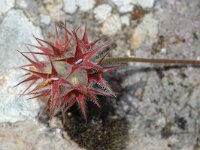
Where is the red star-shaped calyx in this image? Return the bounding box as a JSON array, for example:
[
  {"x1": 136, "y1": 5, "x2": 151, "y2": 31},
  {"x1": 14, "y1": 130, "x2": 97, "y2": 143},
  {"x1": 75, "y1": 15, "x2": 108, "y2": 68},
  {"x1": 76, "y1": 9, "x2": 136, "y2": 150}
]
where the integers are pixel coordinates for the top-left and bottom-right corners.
[{"x1": 16, "y1": 23, "x2": 122, "y2": 119}]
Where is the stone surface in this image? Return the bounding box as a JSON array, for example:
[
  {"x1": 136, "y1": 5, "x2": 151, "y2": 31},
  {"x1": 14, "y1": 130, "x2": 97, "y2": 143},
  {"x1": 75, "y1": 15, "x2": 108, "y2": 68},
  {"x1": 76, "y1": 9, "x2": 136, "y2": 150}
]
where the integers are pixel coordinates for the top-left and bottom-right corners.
[
  {"x1": 0, "y1": 120, "x2": 84, "y2": 150},
  {"x1": 0, "y1": 0, "x2": 15, "y2": 15},
  {"x1": 94, "y1": 4, "x2": 112, "y2": 22},
  {"x1": 101, "y1": 15, "x2": 122, "y2": 35},
  {"x1": 43, "y1": 0, "x2": 65, "y2": 22},
  {"x1": 127, "y1": 136, "x2": 170, "y2": 150},
  {"x1": 131, "y1": 13, "x2": 158, "y2": 49},
  {"x1": 0, "y1": 69, "x2": 42, "y2": 123},
  {"x1": 77, "y1": 0, "x2": 95, "y2": 12},
  {"x1": 63, "y1": 0, "x2": 77, "y2": 14},
  {"x1": 40, "y1": 14, "x2": 51, "y2": 25},
  {"x1": 63, "y1": 0, "x2": 95, "y2": 14},
  {"x1": 112, "y1": 0, "x2": 134, "y2": 13},
  {"x1": 112, "y1": 0, "x2": 155, "y2": 13},
  {"x1": 137, "y1": 0, "x2": 155, "y2": 8},
  {"x1": 0, "y1": 9, "x2": 43, "y2": 123},
  {"x1": 120, "y1": 15, "x2": 130, "y2": 26},
  {"x1": 16, "y1": 0, "x2": 28, "y2": 9},
  {"x1": 0, "y1": 9, "x2": 43, "y2": 72}
]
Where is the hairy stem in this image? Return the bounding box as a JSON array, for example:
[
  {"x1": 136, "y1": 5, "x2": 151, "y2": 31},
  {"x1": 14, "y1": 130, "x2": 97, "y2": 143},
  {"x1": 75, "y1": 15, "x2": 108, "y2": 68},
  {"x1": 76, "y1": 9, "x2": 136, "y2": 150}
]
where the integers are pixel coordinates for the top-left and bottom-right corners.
[{"x1": 103, "y1": 57, "x2": 200, "y2": 65}]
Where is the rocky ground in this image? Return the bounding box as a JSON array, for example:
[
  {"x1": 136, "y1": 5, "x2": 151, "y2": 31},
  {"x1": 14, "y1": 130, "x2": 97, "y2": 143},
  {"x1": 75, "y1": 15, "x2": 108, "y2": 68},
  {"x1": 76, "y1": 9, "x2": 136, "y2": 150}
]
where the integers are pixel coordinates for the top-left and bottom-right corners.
[{"x1": 1, "y1": 0, "x2": 200, "y2": 150}]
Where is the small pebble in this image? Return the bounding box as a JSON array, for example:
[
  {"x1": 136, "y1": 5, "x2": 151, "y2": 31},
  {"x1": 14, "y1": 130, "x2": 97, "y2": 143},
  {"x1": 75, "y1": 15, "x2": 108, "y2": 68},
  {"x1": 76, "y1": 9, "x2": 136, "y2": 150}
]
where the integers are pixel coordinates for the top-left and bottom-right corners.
[
  {"x1": 94, "y1": 4, "x2": 112, "y2": 22},
  {"x1": 101, "y1": 15, "x2": 122, "y2": 35},
  {"x1": 40, "y1": 14, "x2": 51, "y2": 25},
  {"x1": 63, "y1": 0, "x2": 77, "y2": 14}
]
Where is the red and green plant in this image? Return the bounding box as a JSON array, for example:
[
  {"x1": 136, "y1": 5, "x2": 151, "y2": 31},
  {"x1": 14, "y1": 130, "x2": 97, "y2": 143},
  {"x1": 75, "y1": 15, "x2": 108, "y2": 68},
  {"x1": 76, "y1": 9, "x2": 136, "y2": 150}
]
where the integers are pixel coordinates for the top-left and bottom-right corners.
[{"x1": 16, "y1": 22, "x2": 200, "y2": 120}]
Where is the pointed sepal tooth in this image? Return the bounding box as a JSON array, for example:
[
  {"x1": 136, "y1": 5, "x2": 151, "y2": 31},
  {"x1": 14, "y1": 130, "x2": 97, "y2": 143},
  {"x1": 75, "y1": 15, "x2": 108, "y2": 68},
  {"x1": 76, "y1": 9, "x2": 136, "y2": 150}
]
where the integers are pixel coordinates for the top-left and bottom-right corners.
[
  {"x1": 89, "y1": 94, "x2": 100, "y2": 108},
  {"x1": 82, "y1": 24, "x2": 89, "y2": 45}
]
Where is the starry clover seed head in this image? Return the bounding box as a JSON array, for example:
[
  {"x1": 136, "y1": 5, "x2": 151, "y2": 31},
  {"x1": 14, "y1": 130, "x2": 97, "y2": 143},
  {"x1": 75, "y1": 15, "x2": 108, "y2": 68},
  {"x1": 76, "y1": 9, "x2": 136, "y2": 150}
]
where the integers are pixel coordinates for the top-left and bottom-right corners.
[{"x1": 16, "y1": 23, "x2": 121, "y2": 120}]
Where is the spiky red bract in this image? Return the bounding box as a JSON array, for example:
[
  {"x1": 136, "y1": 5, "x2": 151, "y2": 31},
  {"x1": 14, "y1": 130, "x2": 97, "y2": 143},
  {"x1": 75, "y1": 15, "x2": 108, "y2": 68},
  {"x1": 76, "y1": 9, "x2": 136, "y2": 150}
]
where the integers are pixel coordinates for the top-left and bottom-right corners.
[{"x1": 17, "y1": 23, "x2": 121, "y2": 120}]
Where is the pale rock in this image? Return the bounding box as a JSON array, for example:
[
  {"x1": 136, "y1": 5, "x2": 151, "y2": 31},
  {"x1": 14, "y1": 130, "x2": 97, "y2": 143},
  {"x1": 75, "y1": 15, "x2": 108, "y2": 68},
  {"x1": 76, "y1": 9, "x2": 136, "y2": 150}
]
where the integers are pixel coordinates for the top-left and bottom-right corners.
[
  {"x1": 0, "y1": 9, "x2": 43, "y2": 73},
  {"x1": 137, "y1": 0, "x2": 155, "y2": 8},
  {"x1": 167, "y1": 0, "x2": 175, "y2": 5},
  {"x1": 155, "y1": 116, "x2": 166, "y2": 127},
  {"x1": 16, "y1": 0, "x2": 28, "y2": 9},
  {"x1": 77, "y1": 0, "x2": 95, "y2": 12},
  {"x1": 43, "y1": 0, "x2": 64, "y2": 22},
  {"x1": 40, "y1": 14, "x2": 51, "y2": 25},
  {"x1": 112, "y1": 0, "x2": 155, "y2": 13},
  {"x1": 112, "y1": 0, "x2": 134, "y2": 13},
  {"x1": 188, "y1": 85, "x2": 200, "y2": 109},
  {"x1": 120, "y1": 15, "x2": 130, "y2": 26},
  {"x1": 131, "y1": 28, "x2": 147, "y2": 49},
  {"x1": 94, "y1": 4, "x2": 112, "y2": 22},
  {"x1": 0, "y1": 10, "x2": 43, "y2": 123},
  {"x1": 0, "y1": 120, "x2": 84, "y2": 150},
  {"x1": 161, "y1": 48, "x2": 167, "y2": 54},
  {"x1": 44, "y1": 0, "x2": 63, "y2": 11},
  {"x1": 101, "y1": 15, "x2": 122, "y2": 35},
  {"x1": 127, "y1": 136, "x2": 170, "y2": 150},
  {"x1": 0, "y1": 69, "x2": 42, "y2": 123},
  {"x1": 180, "y1": 146, "x2": 194, "y2": 150},
  {"x1": 63, "y1": 0, "x2": 77, "y2": 14},
  {"x1": 131, "y1": 13, "x2": 158, "y2": 49},
  {"x1": 0, "y1": 0, "x2": 15, "y2": 14}
]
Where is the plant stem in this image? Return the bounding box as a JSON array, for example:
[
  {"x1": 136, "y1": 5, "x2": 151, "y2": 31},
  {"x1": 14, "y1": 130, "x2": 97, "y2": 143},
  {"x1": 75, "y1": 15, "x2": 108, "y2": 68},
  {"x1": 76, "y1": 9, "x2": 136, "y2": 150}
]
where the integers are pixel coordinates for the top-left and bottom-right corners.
[{"x1": 103, "y1": 57, "x2": 200, "y2": 65}]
